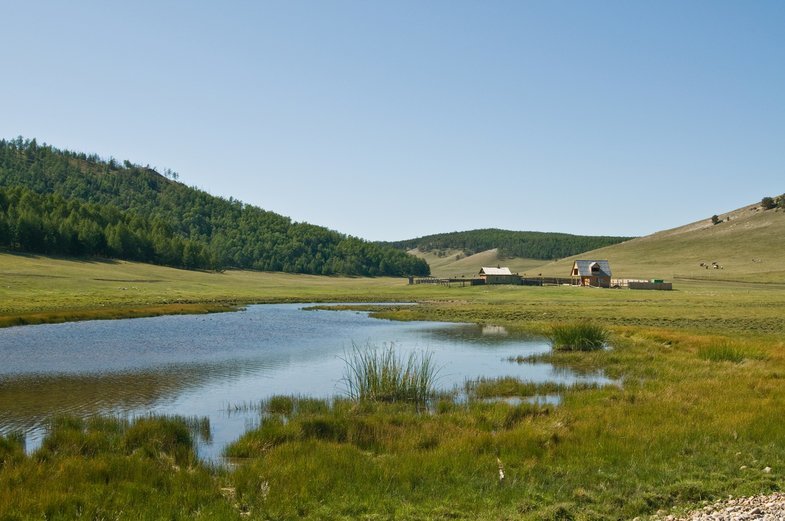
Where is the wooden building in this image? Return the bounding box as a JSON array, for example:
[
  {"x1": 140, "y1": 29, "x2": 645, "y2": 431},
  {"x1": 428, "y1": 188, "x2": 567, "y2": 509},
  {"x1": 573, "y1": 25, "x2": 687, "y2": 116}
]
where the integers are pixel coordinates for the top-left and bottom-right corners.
[
  {"x1": 479, "y1": 266, "x2": 520, "y2": 285},
  {"x1": 570, "y1": 260, "x2": 612, "y2": 288}
]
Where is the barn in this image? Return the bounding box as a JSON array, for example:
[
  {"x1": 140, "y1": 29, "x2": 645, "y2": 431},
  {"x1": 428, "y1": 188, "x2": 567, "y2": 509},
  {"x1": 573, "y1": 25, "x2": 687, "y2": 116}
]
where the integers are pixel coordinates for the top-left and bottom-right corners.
[
  {"x1": 570, "y1": 260, "x2": 612, "y2": 288},
  {"x1": 479, "y1": 266, "x2": 519, "y2": 285}
]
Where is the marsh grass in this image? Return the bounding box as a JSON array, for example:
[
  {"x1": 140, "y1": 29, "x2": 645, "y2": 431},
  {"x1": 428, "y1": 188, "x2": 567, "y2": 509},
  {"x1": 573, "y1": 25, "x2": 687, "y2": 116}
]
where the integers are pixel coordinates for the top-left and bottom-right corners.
[
  {"x1": 466, "y1": 376, "x2": 602, "y2": 399},
  {"x1": 698, "y1": 342, "x2": 765, "y2": 363},
  {"x1": 341, "y1": 342, "x2": 439, "y2": 407},
  {"x1": 550, "y1": 321, "x2": 609, "y2": 351},
  {"x1": 225, "y1": 330, "x2": 785, "y2": 519},
  {"x1": 0, "y1": 416, "x2": 237, "y2": 520},
  {"x1": 0, "y1": 432, "x2": 25, "y2": 468},
  {"x1": 7, "y1": 253, "x2": 785, "y2": 518},
  {"x1": 5, "y1": 327, "x2": 785, "y2": 519}
]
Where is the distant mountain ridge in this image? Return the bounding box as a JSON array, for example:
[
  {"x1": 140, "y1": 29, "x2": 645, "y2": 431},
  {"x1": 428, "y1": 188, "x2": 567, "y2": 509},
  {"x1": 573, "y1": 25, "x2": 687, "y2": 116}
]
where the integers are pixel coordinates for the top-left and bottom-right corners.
[
  {"x1": 388, "y1": 229, "x2": 633, "y2": 261},
  {"x1": 0, "y1": 137, "x2": 429, "y2": 276}
]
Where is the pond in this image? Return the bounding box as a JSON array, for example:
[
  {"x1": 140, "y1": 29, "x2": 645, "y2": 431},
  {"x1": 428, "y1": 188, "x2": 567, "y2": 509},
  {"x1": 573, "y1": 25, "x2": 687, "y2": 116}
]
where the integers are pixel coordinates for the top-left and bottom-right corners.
[{"x1": 0, "y1": 304, "x2": 608, "y2": 461}]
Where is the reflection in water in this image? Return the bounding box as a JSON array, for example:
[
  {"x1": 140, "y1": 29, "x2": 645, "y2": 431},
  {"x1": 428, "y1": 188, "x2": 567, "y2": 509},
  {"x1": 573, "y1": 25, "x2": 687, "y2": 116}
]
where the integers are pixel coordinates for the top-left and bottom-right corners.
[
  {"x1": 418, "y1": 323, "x2": 542, "y2": 345},
  {"x1": 0, "y1": 357, "x2": 281, "y2": 433},
  {"x1": 482, "y1": 325, "x2": 509, "y2": 336},
  {"x1": 482, "y1": 395, "x2": 562, "y2": 406},
  {"x1": 0, "y1": 304, "x2": 609, "y2": 460}
]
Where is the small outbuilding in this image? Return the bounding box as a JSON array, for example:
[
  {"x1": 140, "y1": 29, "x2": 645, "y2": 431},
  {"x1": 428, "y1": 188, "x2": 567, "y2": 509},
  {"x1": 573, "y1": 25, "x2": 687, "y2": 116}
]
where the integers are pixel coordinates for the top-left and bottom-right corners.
[
  {"x1": 571, "y1": 260, "x2": 612, "y2": 288},
  {"x1": 479, "y1": 266, "x2": 519, "y2": 285}
]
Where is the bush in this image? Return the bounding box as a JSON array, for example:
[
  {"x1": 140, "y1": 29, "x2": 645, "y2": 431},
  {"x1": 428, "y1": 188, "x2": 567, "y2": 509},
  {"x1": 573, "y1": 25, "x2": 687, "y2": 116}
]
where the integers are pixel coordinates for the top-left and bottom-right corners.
[
  {"x1": 762, "y1": 197, "x2": 776, "y2": 210},
  {"x1": 550, "y1": 322, "x2": 608, "y2": 351}
]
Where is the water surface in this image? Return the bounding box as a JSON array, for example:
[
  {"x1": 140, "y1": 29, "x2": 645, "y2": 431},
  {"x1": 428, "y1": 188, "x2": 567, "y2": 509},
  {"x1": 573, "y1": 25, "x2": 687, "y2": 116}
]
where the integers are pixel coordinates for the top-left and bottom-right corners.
[{"x1": 0, "y1": 304, "x2": 606, "y2": 460}]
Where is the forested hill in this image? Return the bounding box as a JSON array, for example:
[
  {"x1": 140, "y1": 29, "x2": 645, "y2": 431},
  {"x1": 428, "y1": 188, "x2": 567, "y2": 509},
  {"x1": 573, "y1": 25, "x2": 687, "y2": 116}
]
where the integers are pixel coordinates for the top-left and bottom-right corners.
[
  {"x1": 0, "y1": 138, "x2": 429, "y2": 276},
  {"x1": 389, "y1": 229, "x2": 633, "y2": 260}
]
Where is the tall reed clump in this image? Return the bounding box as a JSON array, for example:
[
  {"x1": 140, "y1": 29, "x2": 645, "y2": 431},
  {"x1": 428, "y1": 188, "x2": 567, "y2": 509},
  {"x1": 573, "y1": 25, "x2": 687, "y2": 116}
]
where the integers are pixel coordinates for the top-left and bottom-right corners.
[
  {"x1": 342, "y1": 342, "x2": 438, "y2": 408},
  {"x1": 550, "y1": 321, "x2": 608, "y2": 351}
]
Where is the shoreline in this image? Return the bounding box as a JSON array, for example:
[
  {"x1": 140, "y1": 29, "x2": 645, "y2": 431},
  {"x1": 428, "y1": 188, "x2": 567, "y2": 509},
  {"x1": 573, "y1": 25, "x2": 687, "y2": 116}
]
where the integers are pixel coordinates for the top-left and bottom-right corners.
[
  {"x1": 0, "y1": 298, "x2": 426, "y2": 330},
  {"x1": 0, "y1": 301, "x2": 243, "y2": 329}
]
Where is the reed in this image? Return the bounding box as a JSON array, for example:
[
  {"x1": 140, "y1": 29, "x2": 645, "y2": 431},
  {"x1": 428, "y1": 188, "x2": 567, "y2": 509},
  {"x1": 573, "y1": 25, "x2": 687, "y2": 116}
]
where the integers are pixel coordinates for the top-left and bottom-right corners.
[
  {"x1": 341, "y1": 342, "x2": 438, "y2": 407},
  {"x1": 550, "y1": 321, "x2": 609, "y2": 351}
]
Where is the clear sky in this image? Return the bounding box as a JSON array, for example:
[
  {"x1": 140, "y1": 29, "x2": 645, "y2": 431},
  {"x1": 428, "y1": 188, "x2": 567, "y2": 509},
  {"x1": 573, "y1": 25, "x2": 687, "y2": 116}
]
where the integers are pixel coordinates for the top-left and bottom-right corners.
[{"x1": 1, "y1": 1, "x2": 783, "y2": 241}]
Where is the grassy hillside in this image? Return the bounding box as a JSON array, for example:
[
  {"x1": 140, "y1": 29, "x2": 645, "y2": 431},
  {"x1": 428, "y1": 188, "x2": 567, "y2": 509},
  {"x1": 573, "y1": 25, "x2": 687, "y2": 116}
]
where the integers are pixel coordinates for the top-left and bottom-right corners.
[
  {"x1": 409, "y1": 248, "x2": 545, "y2": 278},
  {"x1": 389, "y1": 228, "x2": 632, "y2": 261},
  {"x1": 531, "y1": 203, "x2": 785, "y2": 282}
]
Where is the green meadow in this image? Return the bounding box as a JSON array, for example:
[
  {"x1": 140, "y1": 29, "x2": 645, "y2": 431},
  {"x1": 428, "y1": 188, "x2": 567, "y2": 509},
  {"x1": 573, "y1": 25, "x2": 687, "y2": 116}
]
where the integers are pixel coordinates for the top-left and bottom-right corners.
[
  {"x1": 0, "y1": 251, "x2": 416, "y2": 327},
  {"x1": 2, "y1": 249, "x2": 785, "y2": 519}
]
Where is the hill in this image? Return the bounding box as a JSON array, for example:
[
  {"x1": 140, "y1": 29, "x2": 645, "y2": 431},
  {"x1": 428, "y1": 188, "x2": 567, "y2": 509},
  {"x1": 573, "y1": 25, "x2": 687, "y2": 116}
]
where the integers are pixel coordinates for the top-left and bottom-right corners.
[
  {"x1": 0, "y1": 138, "x2": 428, "y2": 277},
  {"x1": 390, "y1": 229, "x2": 631, "y2": 262},
  {"x1": 389, "y1": 228, "x2": 632, "y2": 278},
  {"x1": 530, "y1": 201, "x2": 785, "y2": 282},
  {"x1": 407, "y1": 248, "x2": 547, "y2": 278}
]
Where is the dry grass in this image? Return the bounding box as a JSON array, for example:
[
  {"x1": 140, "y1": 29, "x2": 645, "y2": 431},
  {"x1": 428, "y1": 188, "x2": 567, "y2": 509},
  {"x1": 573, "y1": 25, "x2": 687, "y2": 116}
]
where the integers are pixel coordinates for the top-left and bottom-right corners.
[{"x1": 531, "y1": 204, "x2": 785, "y2": 281}]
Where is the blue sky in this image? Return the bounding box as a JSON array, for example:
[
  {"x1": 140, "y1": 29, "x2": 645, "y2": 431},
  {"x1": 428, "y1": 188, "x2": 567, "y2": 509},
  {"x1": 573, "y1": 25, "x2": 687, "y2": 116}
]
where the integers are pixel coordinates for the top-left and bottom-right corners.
[{"x1": 1, "y1": 1, "x2": 783, "y2": 241}]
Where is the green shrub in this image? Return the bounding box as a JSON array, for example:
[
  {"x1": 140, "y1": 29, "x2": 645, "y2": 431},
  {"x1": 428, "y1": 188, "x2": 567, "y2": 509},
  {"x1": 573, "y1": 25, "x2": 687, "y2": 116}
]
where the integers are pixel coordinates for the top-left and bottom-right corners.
[{"x1": 550, "y1": 322, "x2": 608, "y2": 351}]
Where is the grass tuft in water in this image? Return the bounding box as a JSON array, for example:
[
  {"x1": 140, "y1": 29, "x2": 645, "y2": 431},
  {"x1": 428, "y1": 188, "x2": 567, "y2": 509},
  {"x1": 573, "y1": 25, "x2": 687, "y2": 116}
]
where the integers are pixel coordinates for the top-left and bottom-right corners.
[
  {"x1": 550, "y1": 321, "x2": 608, "y2": 351},
  {"x1": 466, "y1": 377, "x2": 602, "y2": 399},
  {"x1": 341, "y1": 342, "x2": 439, "y2": 408}
]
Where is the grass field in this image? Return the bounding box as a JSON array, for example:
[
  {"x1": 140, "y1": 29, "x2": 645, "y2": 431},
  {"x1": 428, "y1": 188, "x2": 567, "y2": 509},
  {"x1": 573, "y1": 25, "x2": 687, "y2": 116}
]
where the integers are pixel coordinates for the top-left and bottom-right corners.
[
  {"x1": 2, "y1": 248, "x2": 785, "y2": 519},
  {"x1": 0, "y1": 251, "x2": 418, "y2": 327}
]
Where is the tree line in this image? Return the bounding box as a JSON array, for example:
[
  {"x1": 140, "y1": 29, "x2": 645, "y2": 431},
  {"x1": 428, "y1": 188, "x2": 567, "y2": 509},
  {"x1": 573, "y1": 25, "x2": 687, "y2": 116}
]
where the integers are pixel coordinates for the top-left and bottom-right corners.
[
  {"x1": 0, "y1": 138, "x2": 429, "y2": 276},
  {"x1": 388, "y1": 228, "x2": 632, "y2": 260}
]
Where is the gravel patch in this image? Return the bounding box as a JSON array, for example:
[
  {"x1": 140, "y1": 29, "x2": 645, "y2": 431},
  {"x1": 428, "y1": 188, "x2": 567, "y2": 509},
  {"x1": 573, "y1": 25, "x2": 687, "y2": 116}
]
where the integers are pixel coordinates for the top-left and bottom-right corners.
[{"x1": 646, "y1": 493, "x2": 785, "y2": 521}]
